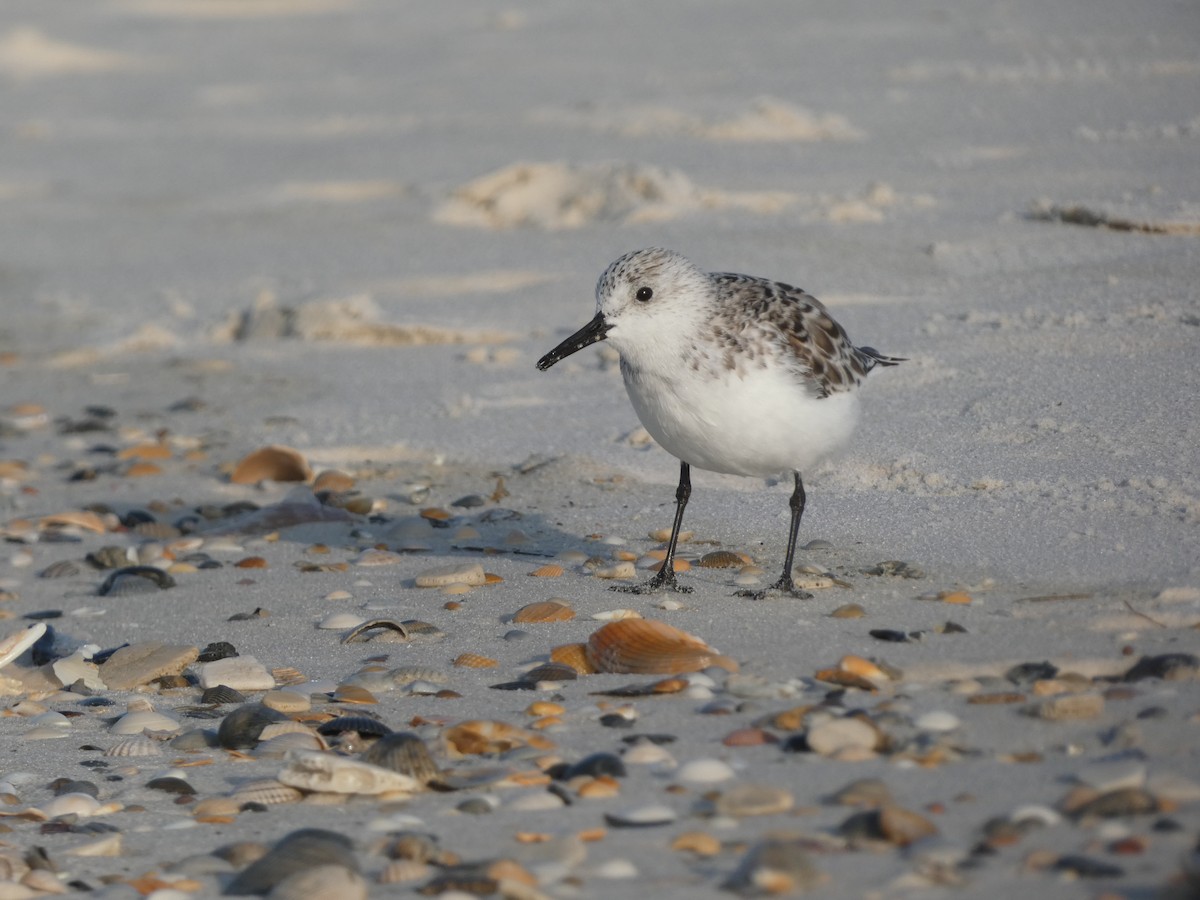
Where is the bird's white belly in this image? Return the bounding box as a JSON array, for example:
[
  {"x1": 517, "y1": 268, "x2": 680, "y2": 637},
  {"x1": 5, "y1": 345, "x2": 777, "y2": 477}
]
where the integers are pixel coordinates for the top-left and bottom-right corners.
[{"x1": 623, "y1": 364, "x2": 860, "y2": 477}]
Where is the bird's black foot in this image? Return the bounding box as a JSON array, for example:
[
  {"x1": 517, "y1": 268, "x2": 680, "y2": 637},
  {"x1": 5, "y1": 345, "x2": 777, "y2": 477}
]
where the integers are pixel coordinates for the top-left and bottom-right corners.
[
  {"x1": 734, "y1": 575, "x2": 814, "y2": 601},
  {"x1": 611, "y1": 570, "x2": 693, "y2": 594}
]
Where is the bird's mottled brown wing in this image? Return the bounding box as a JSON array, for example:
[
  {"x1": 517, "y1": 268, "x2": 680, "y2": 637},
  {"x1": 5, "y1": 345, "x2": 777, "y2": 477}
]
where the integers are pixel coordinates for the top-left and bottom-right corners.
[{"x1": 711, "y1": 273, "x2": 888, "y2": 397}]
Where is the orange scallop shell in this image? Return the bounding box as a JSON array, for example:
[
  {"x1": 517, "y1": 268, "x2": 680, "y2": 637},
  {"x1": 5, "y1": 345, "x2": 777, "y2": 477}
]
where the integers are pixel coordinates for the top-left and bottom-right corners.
[
  {"x1": 696, "y1": 550, "x2": 750, "y2": 569},
  {"x1": 230, "y1": 445, "x2": 311, "y2": 484},
  {"x1": 527, "y1": 564, "x2": 564, "y2": 578},
  {"x1": 514, "y1": 600, "x2": 576, "y2": 623},
  {"x1": 549, "y1": 643, "x2": 594, "y2": 674},
  {"x1": 584, "y1": 619, "x2": 738, "y2": 675},
  {"x1": 453, "y1": 652, "x2": 498, "y2": 669}
]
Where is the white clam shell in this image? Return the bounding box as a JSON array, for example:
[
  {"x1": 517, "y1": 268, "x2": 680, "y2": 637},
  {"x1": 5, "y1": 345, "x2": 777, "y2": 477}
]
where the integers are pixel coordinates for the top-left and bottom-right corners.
[{"x1": 277, "y1": 750, "x2": 421, "y2": 796}]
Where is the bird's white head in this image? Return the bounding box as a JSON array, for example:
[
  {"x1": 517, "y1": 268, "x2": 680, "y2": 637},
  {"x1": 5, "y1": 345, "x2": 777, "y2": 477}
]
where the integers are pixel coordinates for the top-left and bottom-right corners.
[{"x1": 536, "y1": 248, "x2": 715, "y2": 371}]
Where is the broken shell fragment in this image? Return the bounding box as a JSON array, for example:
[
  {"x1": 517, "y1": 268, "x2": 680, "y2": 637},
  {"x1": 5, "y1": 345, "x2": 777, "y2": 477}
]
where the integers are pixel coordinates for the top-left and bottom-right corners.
[
  {"x1": 277, "y1": 750, "x2": 421, "y2": 796},
  {"x1": 584, "y1": 619, "x2": 738, "y2": 675}
]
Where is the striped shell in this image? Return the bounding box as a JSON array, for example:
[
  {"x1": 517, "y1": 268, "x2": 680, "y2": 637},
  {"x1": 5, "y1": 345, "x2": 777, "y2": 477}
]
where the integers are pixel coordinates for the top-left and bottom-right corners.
[
  {"x1": 362, "y1": 732, "x2": 440, "y2": 784},
  {"x1": 452, "y1": 653, "x2": 498, "y2": 669},
  {"x1": 527, "y1": 564, "x2": 564, "y2": 578},
  {"x1": 231, "y1": 778, "x2": 304, "y2": 806},
  {"x1": 584, "y1": 619, "x2": 739, "y2": 675},
  {"x1": 697, "y1": 550, "x2": 750, "y2": 569},
  {"x1": 513, "y1": 600, "x2": 575, "y2": 623},
  {"x1": 549, "y1": 643, "x2": 594, "y2": 675},
  {"x1": 103, "y1": 736, "x2": 164, "y2": 758}
]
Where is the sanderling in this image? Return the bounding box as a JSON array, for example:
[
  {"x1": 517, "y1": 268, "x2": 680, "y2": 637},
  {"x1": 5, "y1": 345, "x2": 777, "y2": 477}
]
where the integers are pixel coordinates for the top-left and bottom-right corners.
[{"x1": 537, "y1": 247, "x2": 903, "y2": 596}]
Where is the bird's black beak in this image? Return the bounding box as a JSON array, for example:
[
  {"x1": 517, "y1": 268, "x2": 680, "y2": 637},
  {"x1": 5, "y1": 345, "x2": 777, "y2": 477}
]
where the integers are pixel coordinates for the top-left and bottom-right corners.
[{"x1": 536, "y1": 312, "x2": 612, "y2": 370}]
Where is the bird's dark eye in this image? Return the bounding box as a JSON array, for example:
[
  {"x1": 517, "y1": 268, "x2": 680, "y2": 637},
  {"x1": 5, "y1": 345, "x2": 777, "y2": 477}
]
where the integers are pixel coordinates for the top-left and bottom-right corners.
[{"x1": 635, "y1": 287, "x2": 653, "y2": 302}]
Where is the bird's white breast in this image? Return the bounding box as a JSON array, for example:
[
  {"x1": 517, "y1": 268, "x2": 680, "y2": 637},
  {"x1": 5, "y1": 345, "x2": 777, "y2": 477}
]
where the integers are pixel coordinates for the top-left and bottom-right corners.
[{"x1": 620, "y1": 357, "x2": 860, "y2": 478}]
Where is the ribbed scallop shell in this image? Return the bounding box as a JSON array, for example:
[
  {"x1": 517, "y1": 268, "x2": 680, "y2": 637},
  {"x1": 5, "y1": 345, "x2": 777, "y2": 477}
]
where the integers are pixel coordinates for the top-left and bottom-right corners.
[
  {"x1": 103, "y1": 736, "x2": 164, "y2": 758},
  {"x1": 513, "y1": 600, "x2": 575, "y2": 623},
  {"x1": 697, "y1": 550, "x2": 750, "y2": 569},
  {"x1": 527, "y1": 564, "x2": 564, "y2": 578},
  {"x1": 231, "y1": 778, "x2": 304, "y2": 806},
  {"x1": 584, "y1": 619, "x2": 739, "y2": 675},
  {"x1": 362, "y1": 732, "x2": 440, "y2": 784},
  {"x1": 549, "y1": 643, "x2": 594, "y2": 675}
]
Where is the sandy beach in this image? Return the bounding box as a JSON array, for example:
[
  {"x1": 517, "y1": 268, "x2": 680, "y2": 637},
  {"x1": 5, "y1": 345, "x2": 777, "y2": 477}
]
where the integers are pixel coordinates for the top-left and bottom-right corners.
[{"x1": 0, "y1": 0, "x2": 1198, "y2": 896}]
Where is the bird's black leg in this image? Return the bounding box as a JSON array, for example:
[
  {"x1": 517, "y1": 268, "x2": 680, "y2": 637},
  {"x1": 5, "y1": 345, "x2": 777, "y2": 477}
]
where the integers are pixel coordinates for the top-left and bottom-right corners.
[
  {"x1": 738, "y1": 472, "x2": 811, "y2": 599},
  {"x1": 771, "y1": 472, "x2": 806, "y2": 594},
  {"x1": 613, "y1": 461, "x2": 694, "y2": 594}
]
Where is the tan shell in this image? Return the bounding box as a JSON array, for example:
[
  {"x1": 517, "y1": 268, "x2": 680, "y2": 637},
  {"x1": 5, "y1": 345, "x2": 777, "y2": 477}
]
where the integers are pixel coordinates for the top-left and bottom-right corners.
[
  {"x1": 231, "y1": 778, "x2": 304, "y2": 806},
  {"x1": 584, "y1": 619, "x2": 738, "y2": 675},
  {"x1": 40, "y1": 510, "x2": 109, "y2": 534},
  {"x1": 549, "y1": 643, "x2": 595, "y2": 675},
  {"x1": 527, "y1": 564, "x2": 564, "y2": 578},
  {"x1": 442, "y1": 720, "x2": 555, "y2": 758},
  {"x1": 230, "y1": 445, "x2": 312, "y2": 485},
  {"x1": 312, "y1": 469, "x2": 356, "y2": 492},
  {"x1": 513, "y1": 600, "x2": 575, "y2": 623},
  {"x1": 696, "y1": 550, "x2": 750, "y2": 569},
  {"x1": 452, "y1": 653, "x2": 498, "y2": 669}
]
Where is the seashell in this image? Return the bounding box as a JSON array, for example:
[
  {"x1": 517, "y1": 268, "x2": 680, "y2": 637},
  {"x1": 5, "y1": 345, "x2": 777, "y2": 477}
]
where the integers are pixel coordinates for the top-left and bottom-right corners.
[
  {"x1": 111, "y1": 708, "x2": 180, "y2": 735},
  {"x1": 86, "y1": 546, "x2": 134, "y2": 569},
  {"x1": 39, "y1": 559, "x2": 81, "y2": 579},
  {"x1": 522, "y1": 662, "x2": 579, "y2": 683},
  {"x1": 696, "y1": 550, "x2": 750, "y2": 569},
  {"x1": 341, "y1": 619, "x2": 409, "y2": 644},
  {"x1": 198, "y1": 655, "x2": 275, "y2": 691},
  {"x1": 584, "y1": 619, "x2": 738, "y2": 675},
  {"x1": 590, "y1": 608, "x2": 643, "y2": 621},
  {"x1": 715, "y1": 783, "x2": 795, "y2": 817},
  {"x1": 527, "y1": 564, "x2": 564, "y2": 578},
  {"x1": 230, "y1": 445, "x2": 312, "y2": 485},
  {"x1": 278, "y1": 750, "x2": 421, "y2": 796},
  {"x1": 388, "y1": 666, "x2": 449, "y2": 687},
  {"x1": 0, "y1": 623, "x2": 46, "y2": 671},
  {"x1": 44, "y1": 792, "x2": 123, "y2": 820},
  {"x1": 513, "y1": 600, "x2": 575, "y2": 623},
  {"x1": 269, "y1": 864, "x2": 368, "y2": 900},
  {"x1": 312, "y1": 469, "x2": 355, "y2": 493},
  {"x1": 218, "y1": 703, "x2": 291, "y2": 750},
  {"x1": 378, "y1": 859, "x2": 432, "y2": 884},
  {"x1": 414, "y1": 562, "x2": 485, "y2": 587},
  {"x1": 549, "y1": 643, "x2": 594, "y2": 675},
  {"x1": 333, "y1": 684, "x2": 378, "y2": 705},
  {"x1": 453, "y1": 653, "x2": 498, "y2": 669},
  {"x1": 132, "y1": 521, "x2": 181, "y2": 540},
  {"x1": 603, "y1": 804, "x2": 677, "y2": 828},
  {"x1": 317, "y1": 715, "x2": 392, "y2": 739},
  {"x1": 649, "y1": 528, "x2": 692, "y2": 543},
  {"x1": 200, "y1": 684, "x2": 247, "y2": 705},
  {"x1": 231, "y1": 777, "x2": 304, "y2": 807},
  {"x1": 593, "y1": 561, "x2": 637, "y2": 580},
  {"x1": 40, "y1": 510, "x2": 108, "y2": 534},
  {"x1": 104, "y1": 736, "x2": 163, "y2": 758},
  {"x1": 224, "y1": 829, "x2": 358, "y2": 896},
  {"x1": 442, "y1": 720, "x2": 555, "y2": 758},
  {"x1": 723, "y1": 835, "x2": 825, "y2": 894},
  {"x1": 255, "y1": 731, "x2": 328, "y2": 757},
  {"x1": 352, "y1": 548, "x2": 404, "y2": 567},
  {"x1": 362, "y1": 732, "x2": 440, "y2": 783}
]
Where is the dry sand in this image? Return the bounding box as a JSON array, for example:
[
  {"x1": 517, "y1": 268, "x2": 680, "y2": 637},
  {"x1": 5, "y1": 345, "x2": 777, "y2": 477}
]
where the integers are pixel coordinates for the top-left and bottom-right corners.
[{"x1": 0, "y1": 0, "x2": 1197, "y2": 897}]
